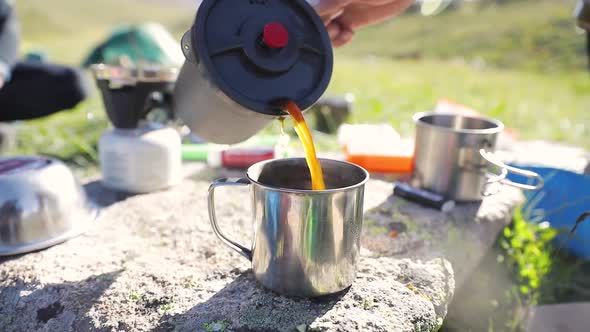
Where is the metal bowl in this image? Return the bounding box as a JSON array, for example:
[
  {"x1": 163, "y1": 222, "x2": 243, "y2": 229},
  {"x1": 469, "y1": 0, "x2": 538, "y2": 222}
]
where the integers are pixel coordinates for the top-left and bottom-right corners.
[{"x1": 0, "y1": 156, "x2": 97, "y2": 256}]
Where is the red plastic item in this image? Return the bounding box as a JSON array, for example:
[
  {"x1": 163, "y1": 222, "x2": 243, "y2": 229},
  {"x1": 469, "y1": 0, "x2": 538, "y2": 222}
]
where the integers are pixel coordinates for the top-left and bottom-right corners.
[
  {"x1": 221, "y1": 148, "x2": 275, "y2": 169},
  {"x1": 0, "y1": 157, "x2": 48, "y2": 175},
  {"x1": 263, "y1": 22, "x2": 289, "y2": 49}
]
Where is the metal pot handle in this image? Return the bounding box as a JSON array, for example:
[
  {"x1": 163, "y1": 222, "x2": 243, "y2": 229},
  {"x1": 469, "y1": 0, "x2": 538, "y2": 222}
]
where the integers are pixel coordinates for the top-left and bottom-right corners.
[
  {"x1": 208, "y1": 178, "x2": 253, "y2": 261},
  {"x1": 481, "y1": 164, "x2": 508, "y2": 197},
  {"x1": 479, "y1": 149, "x2": 544, "y2": 190},
  {"x1": 181, "y1": 31, "x2": 197, "y2": 64}
]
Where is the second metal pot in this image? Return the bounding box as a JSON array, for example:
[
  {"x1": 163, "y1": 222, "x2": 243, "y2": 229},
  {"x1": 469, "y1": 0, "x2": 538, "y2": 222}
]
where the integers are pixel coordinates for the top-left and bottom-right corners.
[{"x1": 411, "y1": 112, "x2": 543, "y2": 202}]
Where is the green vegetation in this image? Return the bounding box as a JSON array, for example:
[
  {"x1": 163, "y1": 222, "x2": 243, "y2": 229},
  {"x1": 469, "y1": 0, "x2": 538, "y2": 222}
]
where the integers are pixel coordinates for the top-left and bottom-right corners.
[
  {"x1": 491, "y1": 208, "x2": 558, "y2": 331},
  {"x1": 500, "y1": 209, "x2": 556, "y2": 300},
  {"x1": 158, "y1": 303, "x2": 175, "y2": 315},
  {"x1": 16, "y1": 0, "x2": 192, "y2": 65},
  {"x1": 128, "y1": 290, "x2": 145, "y2": 302},
  {"x1": 328, "y1": 58, "x2": 590, "y2": 146},
  {"x1": 203, "y1": 320, "x2": 230, "y2": 332},
  {"x1": 6, "y1": 0, "x2": 589, "y2": 166},
  {"x1": 340, "y1": 0, "x2": 587, "y2": 73},
  {"x1": 181, "y1": 277, "x2": 199, "y2": 289},
  {"x1": 444, "y1": 209, "x2": 590, "y2": 332},
  {"x1": 17, "y1": 0, "x2": 585, "y2": 73},
  {"x1": 7, "y1": 56, "x2": 589, "y2": 171}
]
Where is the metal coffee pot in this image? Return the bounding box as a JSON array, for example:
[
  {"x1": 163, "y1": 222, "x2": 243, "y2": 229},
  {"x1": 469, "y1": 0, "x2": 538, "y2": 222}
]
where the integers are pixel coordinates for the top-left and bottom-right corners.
[{"x1": 174, "y1": 0, "x2": 333, "y2": 144}]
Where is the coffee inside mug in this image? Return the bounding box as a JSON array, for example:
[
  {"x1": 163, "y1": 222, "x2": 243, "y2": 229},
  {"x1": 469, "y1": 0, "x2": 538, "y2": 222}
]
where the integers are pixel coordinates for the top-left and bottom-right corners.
[{"x1": 247, "y1": 158, "x2": 368, "y2": 191}]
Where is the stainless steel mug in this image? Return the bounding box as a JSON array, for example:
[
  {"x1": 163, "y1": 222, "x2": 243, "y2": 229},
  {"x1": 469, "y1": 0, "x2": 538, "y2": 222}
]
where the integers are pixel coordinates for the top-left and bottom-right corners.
[
  {"x1": 208, "y1": 158, "x2": 369, "y2": 297},
  {"x1": 412, "y1": 112, "x2": 543, "y2": 202}
]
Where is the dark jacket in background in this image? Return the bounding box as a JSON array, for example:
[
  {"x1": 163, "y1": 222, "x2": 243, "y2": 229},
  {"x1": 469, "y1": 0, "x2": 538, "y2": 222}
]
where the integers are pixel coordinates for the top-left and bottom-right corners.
[{"x1": 0, "y1": 0, "x2": 91, "y2": 122}]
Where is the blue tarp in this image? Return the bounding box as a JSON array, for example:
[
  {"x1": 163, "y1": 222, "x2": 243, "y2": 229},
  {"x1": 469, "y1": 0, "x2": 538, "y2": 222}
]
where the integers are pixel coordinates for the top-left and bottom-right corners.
[{"x1": 508, "y1": 165, "x2": 590, "y2": 260}]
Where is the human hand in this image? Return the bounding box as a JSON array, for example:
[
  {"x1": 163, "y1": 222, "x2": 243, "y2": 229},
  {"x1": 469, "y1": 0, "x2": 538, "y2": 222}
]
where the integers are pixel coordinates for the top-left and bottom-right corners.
[{"x1": 314, "y1": 0, "x2": 415, "y2": 47}]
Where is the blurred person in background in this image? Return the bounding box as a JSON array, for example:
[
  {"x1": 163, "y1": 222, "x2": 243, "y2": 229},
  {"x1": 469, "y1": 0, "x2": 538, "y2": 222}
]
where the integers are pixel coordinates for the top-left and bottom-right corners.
[
  {"x1": 576, "y1": 0, "x2": 590, "y2": 72},
  {"x1": 0, "y1": 0, "x2": 90, "y2": 123}
]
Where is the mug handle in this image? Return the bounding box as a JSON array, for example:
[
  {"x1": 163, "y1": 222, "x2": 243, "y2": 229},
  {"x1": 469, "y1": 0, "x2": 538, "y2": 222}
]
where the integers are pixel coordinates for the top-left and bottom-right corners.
[
  {"x1": 479, "y1": 149, "x2": 544, "y2": 191},
  {"x1": 208, "y1": 178, "x2": 253, "y2": 261}
]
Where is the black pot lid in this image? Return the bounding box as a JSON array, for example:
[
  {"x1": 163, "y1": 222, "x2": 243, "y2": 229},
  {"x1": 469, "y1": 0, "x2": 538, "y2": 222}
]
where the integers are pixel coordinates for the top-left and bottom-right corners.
[{"x1": 187, "y1": 0, "x2": 333, "y2": 116}]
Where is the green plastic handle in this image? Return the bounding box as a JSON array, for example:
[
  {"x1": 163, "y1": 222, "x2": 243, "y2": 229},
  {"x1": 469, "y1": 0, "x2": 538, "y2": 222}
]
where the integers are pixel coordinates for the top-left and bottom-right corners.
[{"x1": 182, "y1": 144, "x2": 209, "y2": 161}]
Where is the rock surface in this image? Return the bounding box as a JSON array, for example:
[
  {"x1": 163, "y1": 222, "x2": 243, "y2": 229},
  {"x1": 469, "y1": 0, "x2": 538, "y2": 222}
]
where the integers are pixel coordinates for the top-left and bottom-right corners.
[
  {"x1": 0, "y1": 173, "x2": 454, "y2": 332},
  {"x1": 361, "y1": 179, "x2": 524, "y2": 287},
  {"x1": 496, "y1": 140, "x2": 589, "y2": 174},
  {"x1": 186, "y1": 164, "x2": 521, "y2": 286}
]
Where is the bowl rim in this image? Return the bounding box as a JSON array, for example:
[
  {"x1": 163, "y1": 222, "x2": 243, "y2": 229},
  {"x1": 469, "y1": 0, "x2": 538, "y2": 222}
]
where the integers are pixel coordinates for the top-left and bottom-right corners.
[{"x1": 0, "y1": 200, "x2": 99, "y2": 257}]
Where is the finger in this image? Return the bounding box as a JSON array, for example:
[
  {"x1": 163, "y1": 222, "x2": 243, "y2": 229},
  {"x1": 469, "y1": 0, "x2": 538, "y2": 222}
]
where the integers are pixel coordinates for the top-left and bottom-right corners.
[
  {"x1": 339, "y1": 0, "x2": 415, "y2": 29},
  {"x1": 332, "y1": 22, "x2": 355, "y2": 48},
  {"x1": 313, "y1": 0, "x2": 352, "y2": 17},
  {"x1": 333, "y1": 30, "x2": 354, "y2": 47},
  {"x1": 353, "y1": 0, "x2": 397, "y2": 5},
  {"x1": 326, "y1": 21, "x2": 342, "y2": 40},
  {"x1": 320, "y1": 9, "x2": 344, "y2": 25}
]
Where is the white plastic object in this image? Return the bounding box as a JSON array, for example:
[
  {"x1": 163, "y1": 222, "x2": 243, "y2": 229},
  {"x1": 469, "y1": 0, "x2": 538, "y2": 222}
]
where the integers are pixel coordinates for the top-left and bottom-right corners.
[
  {"x1": 206, "y1": 144, "x2": 228, "y2": 168},
  {"x1": 337, "y1": 124, "x2": 407, "y2": 156},
  {"x1": 99, "y1": 124, "x2": 182, "y2": 193}
]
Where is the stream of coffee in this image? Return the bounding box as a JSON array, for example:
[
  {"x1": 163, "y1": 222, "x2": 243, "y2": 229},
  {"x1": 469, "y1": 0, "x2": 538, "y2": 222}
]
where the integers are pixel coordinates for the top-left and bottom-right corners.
[{"x1": 284, "y1": 101, "x2": 326, "y2": 190}]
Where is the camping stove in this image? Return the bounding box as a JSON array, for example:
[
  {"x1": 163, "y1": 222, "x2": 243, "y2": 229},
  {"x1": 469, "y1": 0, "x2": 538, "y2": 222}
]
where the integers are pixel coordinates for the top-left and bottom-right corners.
[{"x1": 92, "y1": 65, "x2": 181, "y2": 194}]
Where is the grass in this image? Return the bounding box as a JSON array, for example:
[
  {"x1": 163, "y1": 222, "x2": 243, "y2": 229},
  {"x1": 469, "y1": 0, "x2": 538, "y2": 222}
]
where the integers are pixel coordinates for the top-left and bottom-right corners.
[
  {"x1": 15, "y1": 0, "x2": 193, "y2": 65},
  {"x1": 328, "y1": 57, "x2": 590, "y2": 146},
  {"x1": 339, "y1": 0, "x2": 587, "y2": 73},
  {"x1": 5, "y1": 0, "x2": 589, "y2": 165},
  {"x1": 17, "y1": 0, "x2": 586, "y2": 73},
  {"x1": 7, "y1": 56, "x2": 589, "y2": 169},
  {"x1": 203, "y1": 320, "x2": 230, "y2": 332}
]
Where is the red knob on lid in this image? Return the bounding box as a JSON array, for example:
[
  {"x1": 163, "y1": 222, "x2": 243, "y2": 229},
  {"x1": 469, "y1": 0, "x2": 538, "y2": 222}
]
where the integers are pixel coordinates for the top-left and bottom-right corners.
[{"x1": 263, "y1": 22, "x2": 289, "y2": 49}]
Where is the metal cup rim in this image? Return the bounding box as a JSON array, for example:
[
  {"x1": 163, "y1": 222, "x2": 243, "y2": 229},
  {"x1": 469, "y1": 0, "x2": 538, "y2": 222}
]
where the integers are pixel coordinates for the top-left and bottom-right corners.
[
  {"x1": 413, "y1": 111, "x2": 505, "y2": 135},
  {"x1": 246, "y1": 158, "x2": 370, "y2": 194}
]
